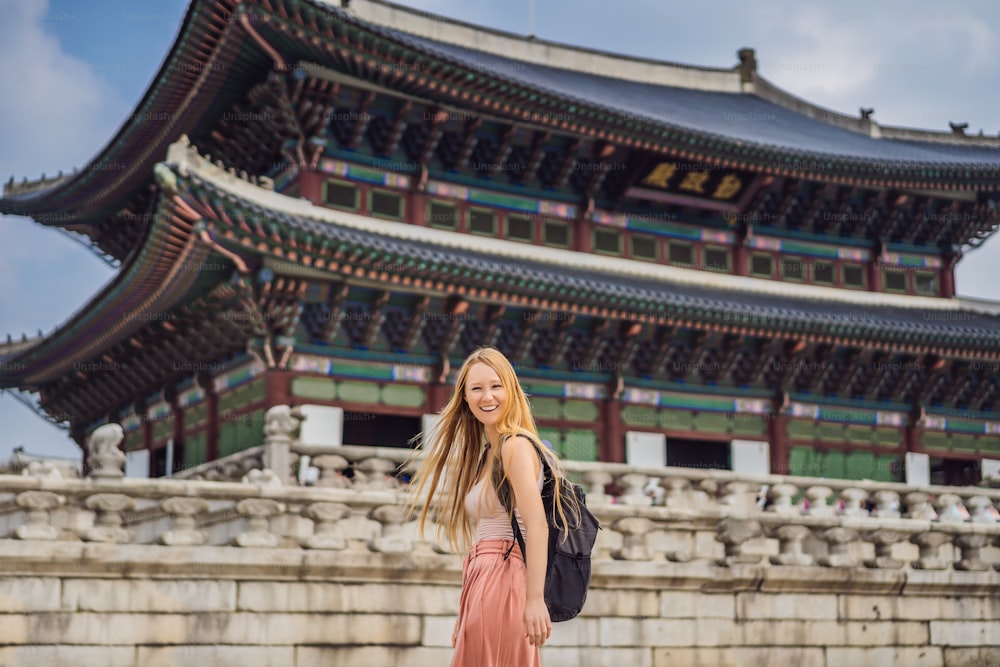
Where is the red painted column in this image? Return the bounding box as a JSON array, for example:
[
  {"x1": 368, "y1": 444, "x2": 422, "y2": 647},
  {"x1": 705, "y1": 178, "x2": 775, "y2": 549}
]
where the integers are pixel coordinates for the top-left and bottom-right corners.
[
  {"x1": 733, "y1": 227, "x2": 749, "y2": 276},
  {"x1": 298, "y1": 170, "x2": 324, "y2": 206},
  {"x1": 868, "y1": 249, "x2": 884, "y2": 292},
  {"x1": 206, "y1": 389, "x2": 219, "y2": 463},
  {"x1": 266, "y1": 369, "x2": 293, "y2": 408},
  {"x1": 768, "y1": 410, "x2": 789, "y2": 475},
  {"x1": 601, "y1": 397, "x2": 625, "y2": 463}
]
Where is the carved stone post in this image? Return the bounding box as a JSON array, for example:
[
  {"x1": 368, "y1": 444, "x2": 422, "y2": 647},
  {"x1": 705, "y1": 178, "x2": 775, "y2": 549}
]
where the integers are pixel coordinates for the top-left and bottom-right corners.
[
  {"x1": 302, "y1": 502, "x2": 350, "y2": 549},
  {"x1": 610, "y1": 517, "x2": 654, "y2": 561},
  {"x1": 263, "y1": 405, "x2": 304, "y2": 483},
  {"x1": 817, "y1": 527, "x2": 860, "y2": 567},
  {"x1": 904, "y1": 492, "x2": 936, "y2": 520},
  {"x1": 14, "y1": 491, "x2": 66, "y2": 540},
  {"x1": 356, "y1": 457, "x2": 400, "y2": 491},
  {"x1": 719, "y1": 481, "x2": 755, "y2": 514},
  {"x1": 715, "y1": 518, "x2": 763, "y2": 565},
  {"x1": 159, "y1": 497, "x2": 209, "y2": 546},
  {"x1": 768, "y1": 524, "x2": 813, "y2": 566},
  {"x1": 86, "y1": 424, "x2": 126, "y2": 479},
  {"x1": 311, "y1": 454, "x2": 351, "y2": 488},
  {"x1": 863, "y1": 530, "x2": 905, "y2": 569},
  {"x1": 871, "y1": 490, "x2": 901, "y2": 518},
  {"x1": 838, "y1": 488, "x2": 869, "y2": 518},
  {"x1": 910, "y1": 532, "x2": 950, "y2": 570},
  {"x1": 234, "y1": 498, "x2": 286, "y2": 547},
  {"x1": 966, "y1": 496, "x2": 997, "y2": 524},
  {"x1": 661, "y1": 477, "x2": 692, "y2": 509},
  {"x1": 803, "y1": 486, "x2": 835, "y2": 517},
  {"x1": 83, "y1": 493, "x2": 135, "y2": 543},
  {"x1": 765, "y1": 483, "x2": 800, "y2": 515},
  {"x1": 953, "y1": 533, "x2": 990, "y2": 571},
  {"x1": 368, "y1": 505, "x2": 411, "y2": 553},
  {"x1": 580, "y1": 471, "x2": 613, "y2": 505},
  {"x1": 932, "y1": 493, "x2": 964, "y2": 523},
  {"x1": 618, "y1": 473, "x2": 652, "y2": 507}
]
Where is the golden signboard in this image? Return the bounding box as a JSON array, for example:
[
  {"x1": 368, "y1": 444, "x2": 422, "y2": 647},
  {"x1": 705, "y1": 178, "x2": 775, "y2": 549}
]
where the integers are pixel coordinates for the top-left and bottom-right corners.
[{"x1": 636, "y1": 161, "x2": 747, "y2": 201}]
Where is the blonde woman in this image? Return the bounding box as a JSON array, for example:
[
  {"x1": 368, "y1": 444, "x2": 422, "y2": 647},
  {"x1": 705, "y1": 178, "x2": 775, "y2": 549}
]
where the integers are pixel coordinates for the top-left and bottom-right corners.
[{"x1": 407, "y1": 347, "x2": 579, "y2": 667}]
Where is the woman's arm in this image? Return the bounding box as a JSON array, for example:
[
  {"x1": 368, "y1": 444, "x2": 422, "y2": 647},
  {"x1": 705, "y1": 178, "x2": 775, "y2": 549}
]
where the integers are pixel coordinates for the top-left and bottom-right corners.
[{"x1": 500, "y1": 435, "x2": 551, "y2": 646}]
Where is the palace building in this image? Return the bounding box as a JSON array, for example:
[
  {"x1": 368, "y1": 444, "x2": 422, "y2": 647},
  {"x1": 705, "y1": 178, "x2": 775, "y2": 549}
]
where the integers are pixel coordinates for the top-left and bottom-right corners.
[{"x1": 2, "y1": 0, "x2": 999, "y2": 485}]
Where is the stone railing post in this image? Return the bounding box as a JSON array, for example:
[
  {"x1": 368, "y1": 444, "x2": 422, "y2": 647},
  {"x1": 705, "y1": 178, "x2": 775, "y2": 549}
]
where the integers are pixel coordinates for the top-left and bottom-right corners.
[
  {"x1": 159, "y1": 497, "x2": 209, "y2": 546},
  {"x1": 715, "y1": 518, "x2": 763, "y2": 565},
  {"x1": 368, "y1": 505, "x2": 411, "y2": 553},
  {"x1": 234, "y1": 498, "x2": 286, "y2": 547},
  {"x1": 302, "y1": 502, "x2": 350, "y2": 549},
  {"x1": 610, "y1": 517, "x2": 654, "y2": 561},
  {"x1": 618, "y1": 473, "x2": 652, "y2": 507},
  {"x1": 862, "y1": 530, "x2": 905, "y2": 569},
  {"x1": 966, "y1": 496, "x2": 997, "y2": 524},
  {"x1": 356, "y1": 457, "x2": 401, "y2": 491},
  {"x1": 803, "y1": 485, "x2": 835, "y2": 517},
  {"x1": 580, "y1": 471, "x2": 613, "y2": 505},
  {"x1": 83, "y1": 493, "x2": 135, "y2": 543},
  {"x1": 14, "y1": 491, "x2": 66, "y2": 540},
  {"x1": 817, "y1": 527, "x2": 860, "y2": 567},
  {"x1": 838, "y1": 488, "x2": 869, "y2": 518},
  {"x1": 311, "y1": 454, "x2": 351, "y2": 488},
  {"x1": 86, "y1": 423, "x2": 126, "y2": 479},
  {"x1": 263, "y1": 405, "x2": 304, "y2": 484},
  {"x1": 767, "y1": 523, "x2": 813, "y2": 566},
  {"x1": 871, "y1": 490, "x2": 901, "y2": 518},
  {"x1": 932, "y1": 493, "x2": 964, "y2": 523},
  {"x1": 719, "y1": 481, "x2": 755, "y2": 514},
  {"x1": 910, "y1": 531, "x2": 950, "y2": 570},
  {"x1": 953, "y1": 533, "x2": 990, "y2": 571},
  {"x1": 765, "y1": 483, "x2": 800, "y2": 515},
  {"x1": 904, "y1": 492, "x2": 936, "y2": 520}
]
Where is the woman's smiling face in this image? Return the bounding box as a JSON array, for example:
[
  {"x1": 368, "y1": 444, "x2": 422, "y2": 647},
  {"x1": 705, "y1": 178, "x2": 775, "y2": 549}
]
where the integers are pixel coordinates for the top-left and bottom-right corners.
[{"x1": 464, "y1": 362, "x2": 505, "y2": 428}]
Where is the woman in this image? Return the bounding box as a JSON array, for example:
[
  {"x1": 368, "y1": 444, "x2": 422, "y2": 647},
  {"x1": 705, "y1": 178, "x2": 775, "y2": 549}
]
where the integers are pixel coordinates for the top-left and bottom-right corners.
[{"x1": 407, "y1": 347, "x2": 578, "y2": 666}]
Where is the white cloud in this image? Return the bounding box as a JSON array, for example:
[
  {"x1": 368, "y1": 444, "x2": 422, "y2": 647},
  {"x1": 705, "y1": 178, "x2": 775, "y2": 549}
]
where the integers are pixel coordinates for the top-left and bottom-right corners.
[{"x1": 0, "y1": 0, "x2": 120, "y2": 461}]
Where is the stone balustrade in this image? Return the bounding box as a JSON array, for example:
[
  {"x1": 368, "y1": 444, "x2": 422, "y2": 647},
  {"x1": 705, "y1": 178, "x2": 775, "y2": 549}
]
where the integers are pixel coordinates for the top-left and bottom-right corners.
[{"x1": 1, "y1": 424, "x2": 998, "y2": 666}]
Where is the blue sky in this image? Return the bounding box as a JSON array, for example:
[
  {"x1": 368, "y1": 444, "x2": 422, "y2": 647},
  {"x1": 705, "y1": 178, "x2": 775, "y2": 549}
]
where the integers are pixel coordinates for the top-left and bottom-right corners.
[{"x1": 1, "y1": 0, "x2": 999, "y2": 462}]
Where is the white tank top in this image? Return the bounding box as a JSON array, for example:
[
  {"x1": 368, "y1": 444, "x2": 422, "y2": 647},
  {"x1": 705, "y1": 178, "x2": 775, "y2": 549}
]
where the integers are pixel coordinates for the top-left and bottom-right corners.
[{"x1": 464, "y1": 465, "x2": 544, "y2": 542}]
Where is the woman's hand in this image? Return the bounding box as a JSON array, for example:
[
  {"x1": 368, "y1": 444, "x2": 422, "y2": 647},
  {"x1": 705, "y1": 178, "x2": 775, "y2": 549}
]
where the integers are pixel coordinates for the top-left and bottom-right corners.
[
  {"x1": 452, "y1": 617, "x2": 459, "y2": 648},
  {"x1": 523, "y1": 598, "x2": 551, "y2": 646}
]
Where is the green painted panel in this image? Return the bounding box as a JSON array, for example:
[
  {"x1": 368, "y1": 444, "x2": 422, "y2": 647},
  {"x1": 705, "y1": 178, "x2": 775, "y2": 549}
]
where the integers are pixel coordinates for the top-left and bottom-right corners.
[
  {"x1": 562, "y1": 400, "x2": 598, "y2": 422},
  {"x1": 338, "y1": 380, "x2": 381, "y2": 404},
  {"x1": 731, "y1": 416, "x2": 767, "y2": 436},
  {"x1": 844, "y1": 450, "x2": 875, "y2": 480},
  {"x1": 874, "y1": 428, "x2": 901, "y2": 446},
  {"x1": 980, "y1": 436, "x2": 1000, "y2": 454},
  {"x1": 151, "y1": 418, "x2": 172, "y2": 442},
  {"x1": 920, "y1": 431, "x2": 948, "y2": 449},
  {"x1": 236, "y1": 416, "x2": 264, "y2": 450},
  {"x1": 184, "y1": 433, "x2": 206, "y2": 469},
  {"x1": 381, "y1": 384, "x2": 425, "y2": 408},
  {"x1": 659, "y1": 409, "x2": 693, "y2": 430},
  {"x1": 659, "y1": 392, "x2": 734, "y2": 412},
  {"x1": 335, "y1": 361, "x2": 394, "y2": 381},
  {"x1": 622, "y1": 405, "x2": 658, "y2": 427},
  {"x1": 845, "y1": 425, "x2": 875, "y2": 445},
  {"x1": 788, "y1": 446, "x2": 815, "y2": 477},
  {"x1": 531, "y1": 397, "x2": 562, "y2": 420},
  {"x1": 562, "y1": 430, "x2": 598, "y2": 462},
  {"x1": 291, "y1": 377, "x2": 337, "y2": 401},
  {"x1": 186, "y1": 403, "x2": 208, "y2": 427},
  {"x1": 948, "y1": 419, "x2": 986, "y2": 434},
  {"x1": 692, "y1": 412, "x2": 729, "y2": 433},
  {"x1": 875, "y1": 455, "x2": 903, "y2": 483},
  {"x1": 818, "y1": 422, "x2": 846, "y2": 441},
  {"x1": 536, "y1": 427, "x2": 562, "y2": 451},
  {"x1": 218, "y1": 422, "x2": 240, "y2": 458},
  {"x1": 821, "y1": 450, "x2": 846, "y2": 479},
  {"x1": 950, "y1": 434, "x2": 978, "y2": 452},
  {"x1": 245, "y1": 377, "x2": 267, "y2": 403},
  {"x1": 788, "y1": 420, "x2": 816, "y2": 439},
  {"x1": 469, "y1": 189, "x2": 536, "y2": 212},
  {"x1": 783, "y1": 240, "x2": 839, "y2": 258}
]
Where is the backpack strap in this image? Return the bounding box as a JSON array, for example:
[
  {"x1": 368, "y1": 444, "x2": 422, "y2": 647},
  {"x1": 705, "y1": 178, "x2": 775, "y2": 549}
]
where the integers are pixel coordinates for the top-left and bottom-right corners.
[{"x1": 500, "y1": 434, "x2": 550, "y2": 561}]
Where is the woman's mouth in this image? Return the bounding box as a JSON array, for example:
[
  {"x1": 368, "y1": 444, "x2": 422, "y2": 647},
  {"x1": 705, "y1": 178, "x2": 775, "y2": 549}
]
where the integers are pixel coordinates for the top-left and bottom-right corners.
[{"x1": 480, "y1": 405, "x2": 498, "y2": 412}]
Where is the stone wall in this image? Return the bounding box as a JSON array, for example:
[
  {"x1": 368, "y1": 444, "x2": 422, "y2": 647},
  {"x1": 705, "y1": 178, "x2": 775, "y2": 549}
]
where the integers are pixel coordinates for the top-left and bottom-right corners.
[{"x1": 0, "y1": 434, "x2": 998, "y2": 667}]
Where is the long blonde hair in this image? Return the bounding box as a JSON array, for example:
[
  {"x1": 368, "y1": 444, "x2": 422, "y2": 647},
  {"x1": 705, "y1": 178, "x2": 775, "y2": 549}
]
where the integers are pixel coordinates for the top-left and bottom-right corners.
[{"x1": 406, "y1": 347, "x2": 579, "y2": 553}]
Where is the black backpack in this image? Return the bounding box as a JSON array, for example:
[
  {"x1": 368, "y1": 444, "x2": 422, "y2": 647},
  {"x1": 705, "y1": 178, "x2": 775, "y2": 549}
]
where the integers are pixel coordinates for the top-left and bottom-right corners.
[{"x1": 502, "y1": 445, "x2": 600, "y2": 623}]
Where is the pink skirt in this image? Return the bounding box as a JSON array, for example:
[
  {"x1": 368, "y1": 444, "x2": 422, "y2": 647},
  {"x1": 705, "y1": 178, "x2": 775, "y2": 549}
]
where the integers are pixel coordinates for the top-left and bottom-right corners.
[{"x1": 451, "y1": 538, "x2": 541, "y2": 667}]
